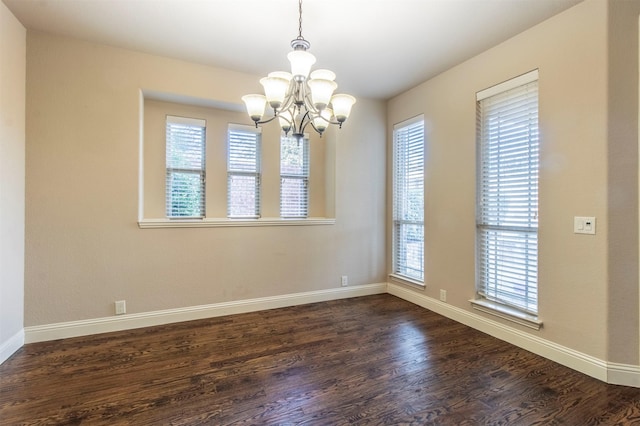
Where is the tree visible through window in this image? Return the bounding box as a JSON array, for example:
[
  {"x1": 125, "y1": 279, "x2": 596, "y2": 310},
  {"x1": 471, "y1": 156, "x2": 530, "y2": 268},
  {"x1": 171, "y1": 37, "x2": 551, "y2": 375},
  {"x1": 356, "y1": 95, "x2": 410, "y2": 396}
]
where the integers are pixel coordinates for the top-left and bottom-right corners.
[
  {"x1": 392, "y1": 116, "x2": 425, "y2": 282},
  {"x1": 165, "y1": 116, "x2": 206, "y2": 218},
  {"x1": 281, "y1": 136, "x2": 309, "y2": 218}
]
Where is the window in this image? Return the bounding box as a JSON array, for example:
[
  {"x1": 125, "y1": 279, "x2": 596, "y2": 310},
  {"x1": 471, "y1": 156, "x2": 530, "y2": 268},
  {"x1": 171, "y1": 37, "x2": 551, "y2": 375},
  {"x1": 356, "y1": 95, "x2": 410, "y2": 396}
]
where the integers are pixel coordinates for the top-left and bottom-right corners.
[
  {"x1": 476, "y1": 70, "x2": 539, "y2": 316},
  {"x1": 392, "y1": 116, "x2": 425, "y2": 283},
  {"x1": 165, "y1": 115, "x2": 206, "y2": 218},
  {"x1": 280, "y1": 135, "x2": 309, "y2": 218},
  {"x1": 227, "y1": 124, "x2": 261, "y2": 218}
]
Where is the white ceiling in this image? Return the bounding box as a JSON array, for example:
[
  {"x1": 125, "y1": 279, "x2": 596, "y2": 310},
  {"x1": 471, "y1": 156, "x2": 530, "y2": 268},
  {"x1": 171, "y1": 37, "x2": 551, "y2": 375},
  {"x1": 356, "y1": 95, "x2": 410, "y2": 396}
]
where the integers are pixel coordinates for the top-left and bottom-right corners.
[{"x1": 4, "y1": 0, "x2": 582, "y2": 100}]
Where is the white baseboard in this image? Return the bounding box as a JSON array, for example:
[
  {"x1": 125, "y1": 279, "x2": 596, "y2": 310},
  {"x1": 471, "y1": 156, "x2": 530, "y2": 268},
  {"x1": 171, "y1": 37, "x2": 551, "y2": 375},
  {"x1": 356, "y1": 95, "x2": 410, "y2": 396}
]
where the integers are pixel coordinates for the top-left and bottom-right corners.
[
  {"x1": 16, "y1": 281, "x2": 640, "y2": 388},
  {"x1": 24, "y1": 283, "x2": 387, "y2": 344},
  {"x1": 0, "y1": 329, "x2": 25, "y2": 364},
  {"x1": 607, "y1": 362, "x2": 640, "y2": 387},
  {"x1": 387, "y1": 283, "x2": 609, "y2": 383}
]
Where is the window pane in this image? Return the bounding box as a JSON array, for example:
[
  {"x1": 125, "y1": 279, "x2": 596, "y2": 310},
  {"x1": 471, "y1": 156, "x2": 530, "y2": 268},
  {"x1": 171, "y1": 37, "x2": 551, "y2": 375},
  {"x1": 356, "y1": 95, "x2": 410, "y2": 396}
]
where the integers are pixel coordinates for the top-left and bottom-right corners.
[
  {"x1": 281, "y1": 177, "x2": 308, "y2": 218},
  {"x1": 228, "y1": 175, "x2": 260, "y2": 217},
  {"x1": 281, "y1": 136, "x2": 307, "y2": 176},
  {"x1": 395, "y1": 222, "x2": 424, "y2": 281},
  {"x1": 229, "y1": 129, "x2": 260, "y2": 173},
  {"x1": 166, "y1": 171, "x2": 205, "y2": 217}
]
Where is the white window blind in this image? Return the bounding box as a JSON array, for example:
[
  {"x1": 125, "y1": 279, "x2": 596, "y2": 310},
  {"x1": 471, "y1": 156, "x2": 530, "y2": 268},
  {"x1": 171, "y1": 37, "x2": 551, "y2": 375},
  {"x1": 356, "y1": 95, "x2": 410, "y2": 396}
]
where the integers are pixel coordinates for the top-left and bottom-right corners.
[
  {"x1": 393, "y1": 116, "x2": 425, "y2": 282},
  {"x1": 228, "y1": 124, "x2": 261, "y2": 218},
  {"x1": 280, "y1": 136, "x2": 309, "y2": 218},
  {"x1": 165, "y1": 115, "x2": 206, "y2": 218},
  {"x1": 476, "y1": 70, "x2": 539, "y2": 315}
]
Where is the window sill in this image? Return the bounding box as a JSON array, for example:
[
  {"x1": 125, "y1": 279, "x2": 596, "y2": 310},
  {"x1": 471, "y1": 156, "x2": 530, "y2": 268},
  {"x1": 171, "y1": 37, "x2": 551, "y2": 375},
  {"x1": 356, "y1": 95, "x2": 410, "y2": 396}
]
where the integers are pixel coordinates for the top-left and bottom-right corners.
[
  {"x1": 138, "y1": 217, "x2": 336, "y2": 229},
  {"x1": 469, "y1": 298, "x2": 542, "y2": 330},
  {"x1": 389, "y1": 273, "x2": 425, "y2": 288}
]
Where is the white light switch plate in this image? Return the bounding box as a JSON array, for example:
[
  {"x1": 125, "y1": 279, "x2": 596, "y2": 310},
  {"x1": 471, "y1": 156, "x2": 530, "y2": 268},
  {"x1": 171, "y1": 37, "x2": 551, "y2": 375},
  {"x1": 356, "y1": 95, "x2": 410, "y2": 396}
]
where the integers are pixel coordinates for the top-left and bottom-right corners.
[{"x1": 574, "y1": 216, "x2": 596, "y2": 235}]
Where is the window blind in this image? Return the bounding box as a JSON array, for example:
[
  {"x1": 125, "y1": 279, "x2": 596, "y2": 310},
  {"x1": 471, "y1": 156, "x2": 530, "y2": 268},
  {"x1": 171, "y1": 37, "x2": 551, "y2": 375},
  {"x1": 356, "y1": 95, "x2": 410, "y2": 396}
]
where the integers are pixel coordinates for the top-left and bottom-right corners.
[
  {"x1": 227, "y1": 124, "x2": 261, "y2": 218},
  {"x1": 476, "y1": 70, "x2": 539, "y2": 315},
  {"x1": 393, "y1": 116, "x2": 425, "y2": 282},
  {"x1": 165, "y1": 116, "x2": 206, "y2": 218},
  {"x1": 280, "y1": 136, "x2": 309, "y2": 218}
]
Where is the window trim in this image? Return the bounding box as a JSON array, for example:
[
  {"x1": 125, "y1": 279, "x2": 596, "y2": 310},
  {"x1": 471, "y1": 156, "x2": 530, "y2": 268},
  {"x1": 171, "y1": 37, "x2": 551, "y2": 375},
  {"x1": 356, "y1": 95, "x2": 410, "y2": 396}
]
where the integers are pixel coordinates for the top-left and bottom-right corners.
[
  {"x1": 280, "y1": 135, "x2": 310, "y2": 218},
  {"x1": 138, "y1": 217, "x2": 335, "y2": 229},
  {"x1": 469, "y1": 298, "x2": 542, "y2": 330},
  {"x1": 165, "y1": 115, "x2": 206, "y2": 219},
  {"x1": 473, "y1": 69, "x2": 541, "y2": 322},
  {"x1": 392, "y1": 115, "x2": 425, "y2": 284},
  {"x1": 227, "y1": 123, "x2": 262, "y2": 219}
]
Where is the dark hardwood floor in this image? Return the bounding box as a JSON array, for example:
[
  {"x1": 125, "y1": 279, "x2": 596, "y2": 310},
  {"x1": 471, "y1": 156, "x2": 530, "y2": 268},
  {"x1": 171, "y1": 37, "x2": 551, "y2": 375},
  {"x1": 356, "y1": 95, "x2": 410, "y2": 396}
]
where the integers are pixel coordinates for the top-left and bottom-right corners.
[{"x1": 2, "y1": 294, "x2": 640, "y2": 425}]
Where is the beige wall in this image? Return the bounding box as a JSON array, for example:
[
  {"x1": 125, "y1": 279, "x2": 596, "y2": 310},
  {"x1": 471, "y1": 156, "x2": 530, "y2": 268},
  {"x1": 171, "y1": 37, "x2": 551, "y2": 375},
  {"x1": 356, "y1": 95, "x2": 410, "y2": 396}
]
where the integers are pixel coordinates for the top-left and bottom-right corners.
[
  {"x1": 387, "y1": 0, "x2": 635, "y2": 362},
  {"x1": 607, "y1": 0, "x2": 640, "y2": 364},
  {"x1": 0, "y1": 1, "x2": 26, "y2": 359},
  {"x1": 25, "y1": 32, "x2": 386, "y2": 325}
]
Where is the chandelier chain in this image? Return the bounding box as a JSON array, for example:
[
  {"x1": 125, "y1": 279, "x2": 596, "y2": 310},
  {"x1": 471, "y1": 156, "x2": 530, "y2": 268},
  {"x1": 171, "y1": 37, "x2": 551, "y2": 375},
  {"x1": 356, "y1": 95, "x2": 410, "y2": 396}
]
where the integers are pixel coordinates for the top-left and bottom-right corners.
[{"x1": 297, "y1": 0, "x2": 303, "y2": 40}]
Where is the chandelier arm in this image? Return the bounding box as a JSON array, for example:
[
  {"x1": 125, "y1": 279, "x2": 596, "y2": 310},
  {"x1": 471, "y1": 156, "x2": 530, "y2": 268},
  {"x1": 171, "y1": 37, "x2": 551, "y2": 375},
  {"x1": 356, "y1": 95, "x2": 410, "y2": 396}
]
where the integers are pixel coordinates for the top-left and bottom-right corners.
[
  {"x1": 302, "y1": 91, "x2": 319, "y2": 115},
  {"x1": 278, "y1": 79, "x2": 299, "y2": 112},
  {"x1": 280, "y1": 94, "x2": 296, "y2": 114},
  {"x1": 254, "y1": 115, "x2": 280, "y2": 126},
  {"x1": 299, "y1": 110, "x2": 316, "y2": 134},
  {"x1": 305, "y1": 120, "x2": 319, "y2": 135}
]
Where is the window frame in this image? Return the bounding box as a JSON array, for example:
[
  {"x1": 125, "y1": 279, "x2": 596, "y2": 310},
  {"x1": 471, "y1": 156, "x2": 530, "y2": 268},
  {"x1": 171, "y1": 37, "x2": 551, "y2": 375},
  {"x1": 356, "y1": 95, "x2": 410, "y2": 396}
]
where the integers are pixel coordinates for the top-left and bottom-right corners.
[
  {"x1": 391, "y1": 115, "x2": 425, "y2": 285},
  {"x1": 280, "y1": 135, "x2": 310, "y2": 218},
  {"x1": 165, "y1": 115, "x2": 206, "y2": 219},
  {"x1": 474, "y1": 69, "x2": 541, "y2": 325},
  {"x1": 227, "y1": 123, "x2": 262, "y2": 219}
]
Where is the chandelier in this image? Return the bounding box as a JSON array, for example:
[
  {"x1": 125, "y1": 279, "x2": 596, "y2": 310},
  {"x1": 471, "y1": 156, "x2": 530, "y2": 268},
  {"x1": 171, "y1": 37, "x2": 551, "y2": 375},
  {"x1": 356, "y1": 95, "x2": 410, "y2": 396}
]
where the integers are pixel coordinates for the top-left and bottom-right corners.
[{"x1": 242, "y1": 0, "x2": 356, "y2": 138}]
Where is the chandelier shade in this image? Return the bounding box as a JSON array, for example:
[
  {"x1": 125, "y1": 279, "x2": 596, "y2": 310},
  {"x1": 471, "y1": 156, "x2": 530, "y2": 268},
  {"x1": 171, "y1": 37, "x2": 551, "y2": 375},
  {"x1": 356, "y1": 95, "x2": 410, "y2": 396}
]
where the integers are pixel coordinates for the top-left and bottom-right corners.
[
  {"x1": 242, "y1": 0, "x2": 356, "y2": 138},
  {"x1": 330, "y1": 94, "x2": 357, "y2": 123},
  {"x1": 307, "y1": 78, "x2": 337, "y2": 110},
  {"x1": 260, "y1": 76, "x2": 289, "y2": 109},
  {"x1": 287, "y1": 50, "x2": 316, "y2": 81},
  {"x1": 241, "y1": 94, "x2": 267, "y2": 122}
]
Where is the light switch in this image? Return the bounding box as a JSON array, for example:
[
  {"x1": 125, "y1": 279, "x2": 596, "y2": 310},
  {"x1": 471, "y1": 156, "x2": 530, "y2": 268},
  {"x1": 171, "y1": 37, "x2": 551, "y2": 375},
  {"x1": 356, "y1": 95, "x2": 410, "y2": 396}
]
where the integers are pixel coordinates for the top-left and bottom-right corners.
[{"x1": 574, "y1": 216, "x2": 596, "y2": 235}]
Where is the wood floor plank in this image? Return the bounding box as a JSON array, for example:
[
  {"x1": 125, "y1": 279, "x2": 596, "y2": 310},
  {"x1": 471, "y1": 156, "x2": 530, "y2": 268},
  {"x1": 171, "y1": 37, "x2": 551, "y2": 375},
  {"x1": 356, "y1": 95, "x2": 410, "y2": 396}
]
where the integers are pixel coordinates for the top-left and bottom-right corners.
[{"x1": 2, "y1": 294, "x2": 640, "y2": 425}]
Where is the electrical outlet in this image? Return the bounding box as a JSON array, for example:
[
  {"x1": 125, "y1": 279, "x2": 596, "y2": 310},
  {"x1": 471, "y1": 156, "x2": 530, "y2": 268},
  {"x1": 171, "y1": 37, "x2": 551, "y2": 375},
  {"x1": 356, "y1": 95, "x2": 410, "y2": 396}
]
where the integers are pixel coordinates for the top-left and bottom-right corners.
[
  {"x1": 439, "y1": 289, "x2": 447, "y2": 302},
  {"x1": 115, "y1": 300, "x2": 126, "y2": 315},
  {"x1": 341, "y1": 275, "x2": 348, "y2": 287}
]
